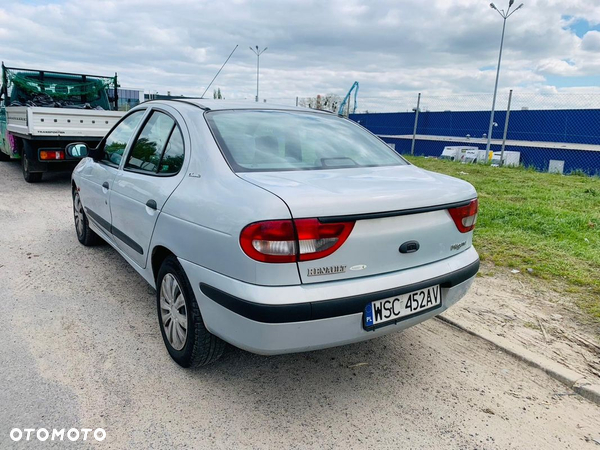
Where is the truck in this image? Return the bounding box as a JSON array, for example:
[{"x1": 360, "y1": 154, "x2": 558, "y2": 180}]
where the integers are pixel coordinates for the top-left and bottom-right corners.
[{"x1": 0, "y1": 63, "x2": 124, "y2": 182}]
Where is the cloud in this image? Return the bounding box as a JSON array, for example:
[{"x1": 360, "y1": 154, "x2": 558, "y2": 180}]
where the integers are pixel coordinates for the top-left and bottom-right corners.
[
  {"x1": 0, "y1": 0, "x2": 599, "y2": 112},
  {"x1": 536, "y1": 59, "x2": 578, "y2": 76},
  {"x1": 582, "y1": 30, "x2": 600, "y2": 51}
]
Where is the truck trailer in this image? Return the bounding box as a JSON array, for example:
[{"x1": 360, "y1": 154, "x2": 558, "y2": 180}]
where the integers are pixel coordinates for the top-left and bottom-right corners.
[{"x1": 0, "y1": 63, "x2": 124, "y2": 182}]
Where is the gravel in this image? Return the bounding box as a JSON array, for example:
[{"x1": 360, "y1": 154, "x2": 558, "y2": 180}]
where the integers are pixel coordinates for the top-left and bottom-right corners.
[{"x1": 0, "y1": 162, "x2": 598, "y2": 449}]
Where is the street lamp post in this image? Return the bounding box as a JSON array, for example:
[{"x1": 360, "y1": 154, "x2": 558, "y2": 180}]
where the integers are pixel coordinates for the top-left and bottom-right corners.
[
  {"x1": 249, "y1": 45, "x2": 267, "y2": 102},
  {"x1": 485, "y1": 1, "x2": 524, "y2": 155}
]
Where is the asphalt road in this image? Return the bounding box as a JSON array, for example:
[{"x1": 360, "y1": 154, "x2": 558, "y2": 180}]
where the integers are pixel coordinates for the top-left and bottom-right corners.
[{"x1": 0, "y1": 161, "x2": 598, "y2": 449}]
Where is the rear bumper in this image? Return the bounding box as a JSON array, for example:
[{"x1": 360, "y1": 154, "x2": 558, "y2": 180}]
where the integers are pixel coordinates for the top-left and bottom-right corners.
[
  {"x1": 179, "y1": 246, "x2": 479, "y2": 355},
  {"x1": 28, "y1": 160, "x2": 79, "y2": 173},
  {"x1": 20, "y1": 138, "x2": 96, "y2": 172}
]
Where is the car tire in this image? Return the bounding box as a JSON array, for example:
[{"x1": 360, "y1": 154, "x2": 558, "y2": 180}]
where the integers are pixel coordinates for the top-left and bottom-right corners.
[
  {"x1": 72, "y1": 189, "x2": 102, "y2": 246},
  {"x1": 0, "y1": 150, "x2": 11, "y2": 161},
  {"x1": 157, "y1": 256, "x2": 225, "y2": 368},
  {"x1": 22, "y1": 152, "x2": 42, "y2": 183}
]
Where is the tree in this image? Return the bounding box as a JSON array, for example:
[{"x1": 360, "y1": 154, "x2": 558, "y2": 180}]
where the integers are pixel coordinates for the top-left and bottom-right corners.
[
  {"x1": 213, "y1": 88, "x2": 224, "y2": 99},
  {"x1": 299, "y1": 93, "x2": 341, "y2": 112}
]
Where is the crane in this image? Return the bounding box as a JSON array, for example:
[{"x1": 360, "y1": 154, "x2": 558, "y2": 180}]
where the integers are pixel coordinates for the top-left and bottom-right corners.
[{"x1": 338, "y1": 81, "x2": 359, "y2": 117}]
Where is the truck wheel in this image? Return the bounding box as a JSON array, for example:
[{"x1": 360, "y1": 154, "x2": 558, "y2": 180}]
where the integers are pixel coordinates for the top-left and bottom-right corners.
[
  {"x1": 72, "y1": 190, "x2": 102, "y2": 246},
  {"x1": 22, "y1": 153, "x2": 42, "y2": 183},
  {"x1": 0, "y1": 151, "x2": 10, "y2": 162},
  {"x1": 157, "y1": 256, "x2": 226, "y2": 368}
]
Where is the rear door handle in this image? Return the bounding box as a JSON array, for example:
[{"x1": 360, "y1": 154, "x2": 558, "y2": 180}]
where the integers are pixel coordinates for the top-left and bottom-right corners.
[
  {"x1": 102, "y1": 181, "x2": 109, "y2": 190},
  {"x1": 146, "y1": 199, "x2": 157, "y2": 210}
]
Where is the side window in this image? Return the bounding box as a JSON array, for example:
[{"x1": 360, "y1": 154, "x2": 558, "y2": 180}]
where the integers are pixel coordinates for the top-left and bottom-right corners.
[
  {"x1": 102, "y1": 110, "x2": 144, "y2": 166},
  {"x1": 125, "y1": 111, "x2": 175, "y2": 173},
  {"x1": 158, "y1": 127, "x2": 184, "y2": 174}
]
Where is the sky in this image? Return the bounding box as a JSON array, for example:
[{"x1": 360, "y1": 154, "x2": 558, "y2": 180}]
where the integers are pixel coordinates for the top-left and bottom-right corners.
[{"x1": 1, "y1": 0, "x2": 600, "y2": 112}]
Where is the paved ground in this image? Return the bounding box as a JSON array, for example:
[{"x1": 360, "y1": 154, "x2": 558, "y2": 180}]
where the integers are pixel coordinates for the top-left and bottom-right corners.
[
  {"x1": 444, "y1": 270, "x2": 600, "y2": 383},
  {"x1": 0, "y1": 161, "x2": 599, "y2": 449}
]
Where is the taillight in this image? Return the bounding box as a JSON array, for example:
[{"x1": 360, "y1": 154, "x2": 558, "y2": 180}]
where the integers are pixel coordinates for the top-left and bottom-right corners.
[
  {"x1": 448, "y1": 199, "x2": 478, "y2": 233},
  {"x1": 39, "y1": 150, "x2": 65, "y2": 160},
  {"x1": 240, "y1": 219, "x2": 355, "y2": 263},
  {"x1": 295, "y1": 219, "x2": 355, "y2": 261},
  {"x1": 240, "y1": 220, "x2": 297, "y2": 263}
]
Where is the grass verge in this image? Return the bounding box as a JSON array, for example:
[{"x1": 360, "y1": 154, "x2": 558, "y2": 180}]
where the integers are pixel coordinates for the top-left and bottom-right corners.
[{"x1": 405, "y1": 156, "x2": 600, "y2": 322}]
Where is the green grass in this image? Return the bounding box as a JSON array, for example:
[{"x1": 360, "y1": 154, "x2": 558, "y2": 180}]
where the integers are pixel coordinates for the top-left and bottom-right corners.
[{"x1": 405, "y1": 156, "x2": 600, "y2": 322}]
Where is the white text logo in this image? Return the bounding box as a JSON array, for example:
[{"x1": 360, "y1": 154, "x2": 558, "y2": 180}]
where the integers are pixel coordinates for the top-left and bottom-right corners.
[{"x1": 10, "y1": 428, "x2": 106, "y2": 442}]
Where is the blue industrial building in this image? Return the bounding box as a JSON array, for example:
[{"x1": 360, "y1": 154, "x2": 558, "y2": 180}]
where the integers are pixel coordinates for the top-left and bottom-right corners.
[
  {"x1": 108, "y1": 88, "x2": 144, "y2": 110},
  {"x1": 350, "y1": 109, "x2": 600, "y2": 175}
]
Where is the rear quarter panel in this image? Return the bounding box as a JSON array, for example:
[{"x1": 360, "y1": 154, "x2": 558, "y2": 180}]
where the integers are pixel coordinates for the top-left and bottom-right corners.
[{"x1": 151, "y1": 111, "x2": 301, "y2": 286}]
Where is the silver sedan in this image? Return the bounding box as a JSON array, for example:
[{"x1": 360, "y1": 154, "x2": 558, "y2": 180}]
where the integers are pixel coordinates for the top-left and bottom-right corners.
[{"x1": 68, "y1": 100, "x2": 479, "y2": 367}]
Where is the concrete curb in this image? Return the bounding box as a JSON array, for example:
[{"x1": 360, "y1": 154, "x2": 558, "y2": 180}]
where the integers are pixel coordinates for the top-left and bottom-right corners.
[{"x1": 436, "y1": 314, "x2": 600, "y2": 406}]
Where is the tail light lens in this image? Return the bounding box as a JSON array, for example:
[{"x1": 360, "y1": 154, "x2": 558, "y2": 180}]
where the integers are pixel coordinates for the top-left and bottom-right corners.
[
  {"x1": 295, "y1": 219, "x2": 355, "y2": 261},
  {"x1": 240, "y1": 220, "x2": 297, "y2": 263},
  {"x1": 240, "y1": 218, "x2": 355, "y2": 263},
  {"x1": 448, "y1": 199, "x2": 478, "y2": 233},
  {"x1": 39, "y1": 150, "x2": 65, "y2": 160}
]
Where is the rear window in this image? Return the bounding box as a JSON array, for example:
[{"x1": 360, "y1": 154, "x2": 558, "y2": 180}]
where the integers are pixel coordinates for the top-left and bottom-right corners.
[{"x1": 205, "y1": 110, "x2": 406, "y2": 172}]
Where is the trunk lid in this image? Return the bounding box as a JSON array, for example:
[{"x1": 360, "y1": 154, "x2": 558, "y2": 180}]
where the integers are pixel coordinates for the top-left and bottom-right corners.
[{"x1": 239, "y1": 165, "x2": 477, "y2": 284}]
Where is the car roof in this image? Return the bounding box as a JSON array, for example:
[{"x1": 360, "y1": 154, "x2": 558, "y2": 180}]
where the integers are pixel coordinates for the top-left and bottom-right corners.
[{"x1": 144, "y1": 98, "x2": 332, "y2": 114}]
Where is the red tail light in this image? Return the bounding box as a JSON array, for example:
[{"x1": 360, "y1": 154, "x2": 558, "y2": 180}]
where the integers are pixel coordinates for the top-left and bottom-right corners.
[
  {"x1": 295, "y1": 219, "x2": 355, "y2": 261},
  {"x1": 448, "y1": 199, "x2": 478, "y2": 233},
  {"x1": 240, "y1": 220, "x2": 297, "y2": 263},
  {"x1": 240, "y1": 219, "x2": 355, "y2": 263},
  {"x1": 40, "y1": 150, "x2": 65, "y2": 160}
]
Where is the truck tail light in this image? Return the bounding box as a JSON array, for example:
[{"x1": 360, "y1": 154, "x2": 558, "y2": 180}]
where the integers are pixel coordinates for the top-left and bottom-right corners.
[
  {"x1": 40, "y1": 150, "x2": 65, "y2": 160},
  {"x1": 448, "y1": 199, "x2": 478, "y2": 233},
  {"x1": 240, "y1": 219, "x2": 355, "y2": 263}
]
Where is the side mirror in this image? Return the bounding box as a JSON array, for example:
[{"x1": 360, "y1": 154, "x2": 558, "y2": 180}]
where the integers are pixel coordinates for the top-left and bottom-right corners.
[{"x1": 65, "y1": 142, "x2": 89, "y2": 159}]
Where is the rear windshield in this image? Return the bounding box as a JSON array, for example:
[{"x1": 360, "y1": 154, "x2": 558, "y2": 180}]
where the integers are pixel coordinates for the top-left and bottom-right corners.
[{"x1": 205, "y1": 110, "x2": 406, "y2": 172}]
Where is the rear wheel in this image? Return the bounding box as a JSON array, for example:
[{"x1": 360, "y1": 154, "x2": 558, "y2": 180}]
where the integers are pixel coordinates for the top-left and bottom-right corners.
[
  {"x1": 21, "y1": 152, "x2": 42, "y2": 183},
  {"x1": 0, "y1": 150, "x2": 10, "y2": 161},
  {"x1": 73, "y1": 190, "x2": 102, "y2": 246},
  {"x1": 157, "y1": 256, "x2": 225, "y2": 368}
]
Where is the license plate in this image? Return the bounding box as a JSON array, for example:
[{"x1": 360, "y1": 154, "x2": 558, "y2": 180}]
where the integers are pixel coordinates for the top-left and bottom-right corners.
[{"x1": 363, "y1": 285, "x2": 442, "y2": 330}]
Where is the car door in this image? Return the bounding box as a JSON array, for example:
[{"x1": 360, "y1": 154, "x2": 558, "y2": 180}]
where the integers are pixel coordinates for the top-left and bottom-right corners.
[
  {"x1": 109, "y1": 106, "x2": 188, "y2": 268},
  {"x1": 77, "y1": 109, "x2": 147, "y2": 239}
]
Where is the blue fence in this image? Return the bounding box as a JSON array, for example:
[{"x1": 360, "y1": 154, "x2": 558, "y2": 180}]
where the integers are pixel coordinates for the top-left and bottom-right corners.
[
  {"x1": 350, "y1": 109, "x2": 600, "y2": 145},
  {"x1": 350, "y1": 109, "x2": 600, "y2": 175},
  {"x1": 375, "y1": 136, "x2": 600, "y2": 176}
]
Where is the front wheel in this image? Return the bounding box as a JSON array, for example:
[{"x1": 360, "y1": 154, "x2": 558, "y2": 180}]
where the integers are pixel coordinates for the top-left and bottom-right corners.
[
  {"x1": 22, "y1": 153, "x2": 42, "y2": 183},
  {"x1": 157, "y1": 256, "x2": 225, "y2": 367}
]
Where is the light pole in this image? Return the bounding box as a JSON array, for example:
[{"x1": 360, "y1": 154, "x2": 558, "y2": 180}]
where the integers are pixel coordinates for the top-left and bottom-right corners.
[
  {"x1": 249, "y1": 45, "x2": 267, "y2": 102},
  {"x1": 485, "y1": 1, "x2": 524, "y2": 154}
]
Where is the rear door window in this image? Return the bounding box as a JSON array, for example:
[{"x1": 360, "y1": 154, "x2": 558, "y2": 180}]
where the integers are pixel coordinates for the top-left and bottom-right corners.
[
  {"x1": 158, "y1": 126, "x2": 184, "y2": 174},
  {"x1": 124, "y1": 110, "x2": 185, "y2": 175}
]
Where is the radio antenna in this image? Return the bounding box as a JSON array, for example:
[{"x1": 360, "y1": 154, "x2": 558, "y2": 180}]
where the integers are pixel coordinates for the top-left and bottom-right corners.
[{"x1": 200, "y1": 44, "x2": 238, "y2": 99}]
